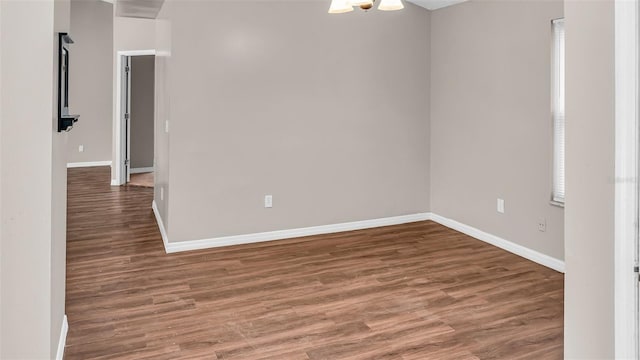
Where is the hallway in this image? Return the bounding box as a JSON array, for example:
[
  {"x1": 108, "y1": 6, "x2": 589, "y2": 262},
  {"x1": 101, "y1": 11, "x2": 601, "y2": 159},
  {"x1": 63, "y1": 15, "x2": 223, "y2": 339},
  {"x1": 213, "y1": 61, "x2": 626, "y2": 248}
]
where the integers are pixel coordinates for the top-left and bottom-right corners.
[
  {"x1": 64, "y1": 167, "x2": 564, "y2": 359},
  {"x1": 65, "y1": 166, "x2": 163, "y2": 358}
]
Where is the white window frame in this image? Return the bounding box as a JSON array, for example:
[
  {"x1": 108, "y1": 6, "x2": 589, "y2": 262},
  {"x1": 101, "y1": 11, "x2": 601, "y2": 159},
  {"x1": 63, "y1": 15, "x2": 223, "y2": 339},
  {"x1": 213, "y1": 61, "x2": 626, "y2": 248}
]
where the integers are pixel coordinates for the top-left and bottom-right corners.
[{"x1": 552, "y1": 18, "x2": 565, "y2": 205}]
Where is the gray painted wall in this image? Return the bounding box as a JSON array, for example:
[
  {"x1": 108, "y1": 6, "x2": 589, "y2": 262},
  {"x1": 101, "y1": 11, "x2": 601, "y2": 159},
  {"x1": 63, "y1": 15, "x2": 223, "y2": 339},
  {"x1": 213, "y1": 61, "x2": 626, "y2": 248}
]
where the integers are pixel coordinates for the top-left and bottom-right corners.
[
  {"x1": 0, "y1": 2, "x2": 3, "y2": 356},
  {"x1": 564, "y1": 0, "x2": 615, "y2": 357},
  {"x1": 430, "y1": 0, "x2": 565, "y2": 261},
  {"x1": 155, "y1": 12, "x2": 171, "y2": 229},
  {"x1": 130, "y1": 55, "x2": 155, "y2": 169},
  {"x1": 0, "y1": 3, "x2": 3, "y2": 355},
  {"x1": 68, "y1": 6, "x2": 157, "y2": 171},
  {"x1": 0, "y1": 0, "x2": 68, "y2": 357},
  {"x1": 68, "y1": 0, "x2": 113, "y2": 164},
  {"x1": 52, "y1": 0, "x2": 70, "y2": 355},
  {"x1": 156, "y1": 1, "x2": 432, "y2": 243}
]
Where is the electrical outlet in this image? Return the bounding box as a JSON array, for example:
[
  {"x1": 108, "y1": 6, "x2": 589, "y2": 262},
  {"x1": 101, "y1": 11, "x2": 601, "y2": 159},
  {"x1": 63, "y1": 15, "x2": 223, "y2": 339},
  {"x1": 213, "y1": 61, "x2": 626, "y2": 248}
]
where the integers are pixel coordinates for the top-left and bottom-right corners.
[
  {"x1": 538, "y1": 218, "x2": 546, "y2": 232},
  {"x1": 160, "y1": 187, "x2": 164, "y2": 201},
  {"x1": 78, "y1": 145, "x2": 84, "y2": 152},
  {"x1": 497, "y1": 198, "x2": 505, "y2": 214},
  {"x1": 264, "y1": 195, "x2": 273, "y2": 208}
]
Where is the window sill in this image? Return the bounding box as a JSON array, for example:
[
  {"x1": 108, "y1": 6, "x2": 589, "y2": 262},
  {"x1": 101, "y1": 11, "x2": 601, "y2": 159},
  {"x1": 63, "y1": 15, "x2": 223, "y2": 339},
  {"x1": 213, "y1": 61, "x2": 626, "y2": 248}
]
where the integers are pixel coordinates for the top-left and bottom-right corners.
[{"x1": 550, "y1": 200, "x2": 565, "y2": 208}]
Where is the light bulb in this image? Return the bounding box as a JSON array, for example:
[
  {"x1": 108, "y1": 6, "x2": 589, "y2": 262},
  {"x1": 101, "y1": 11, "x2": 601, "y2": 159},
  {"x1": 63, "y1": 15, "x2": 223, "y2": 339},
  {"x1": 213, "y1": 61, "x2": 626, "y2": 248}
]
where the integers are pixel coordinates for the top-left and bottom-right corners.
[
  {"x1": 378, "y1": 0, "x2": 404, "y2": 11},
  {"x1": 328, "y1": 0, "x2": 354, "y2": 13}
]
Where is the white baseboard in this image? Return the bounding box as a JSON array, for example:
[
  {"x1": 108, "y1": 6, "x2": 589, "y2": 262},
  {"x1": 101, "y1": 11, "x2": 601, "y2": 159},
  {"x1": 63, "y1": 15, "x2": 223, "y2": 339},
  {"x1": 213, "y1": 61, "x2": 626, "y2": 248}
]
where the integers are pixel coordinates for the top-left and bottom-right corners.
[
  {"x1": 429, "y1": 213, "x2": 565, "y2": 273},
  {"x1": 130, "y1": 167, "x2": 154, "y2": 174},
  {"x1": 110, "y1": 179, "x2": 121, "y2": 186},
  {"x1": 152, "y1": 200, "x2": 169, "y2": 250},
  {"x1": 160, "y1": 212, "x2": 431, "y2": 254},
  {"x1": 56, "y1": 315, "x2": 68, "y2": 360},
  {"x1": 67, "y1": 161, "x2": 112, "y2": 168},
  {"x1": 149, "y1": 208, "x2": 564, "y2": 273}
]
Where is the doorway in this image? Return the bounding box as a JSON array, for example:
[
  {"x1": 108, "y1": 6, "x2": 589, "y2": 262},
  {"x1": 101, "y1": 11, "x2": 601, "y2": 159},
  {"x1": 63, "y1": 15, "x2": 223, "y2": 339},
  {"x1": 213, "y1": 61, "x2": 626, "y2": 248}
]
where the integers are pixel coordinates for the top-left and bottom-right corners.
[
  {"x1": 127, "y1": 55, "x2": 155, "y2": 187},
  {"x1": 116, "y1": 51, "x2": 155, "y2": 187}
]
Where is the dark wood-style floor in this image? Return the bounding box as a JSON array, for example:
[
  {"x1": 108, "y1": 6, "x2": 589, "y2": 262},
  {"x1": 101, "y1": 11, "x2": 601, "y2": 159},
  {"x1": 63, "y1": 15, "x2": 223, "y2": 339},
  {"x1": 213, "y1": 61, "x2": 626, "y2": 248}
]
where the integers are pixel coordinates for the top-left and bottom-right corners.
[{"x1": 65, "y1": 167, "x2": 564, "y2": 359}]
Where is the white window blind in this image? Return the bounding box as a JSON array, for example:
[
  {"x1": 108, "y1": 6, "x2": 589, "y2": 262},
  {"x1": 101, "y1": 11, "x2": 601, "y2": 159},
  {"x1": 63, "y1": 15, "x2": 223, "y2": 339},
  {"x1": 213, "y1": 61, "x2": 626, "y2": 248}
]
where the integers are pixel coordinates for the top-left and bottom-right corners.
[{"x1": 552, "y1": 19, "x2": 565, "y2": 203}]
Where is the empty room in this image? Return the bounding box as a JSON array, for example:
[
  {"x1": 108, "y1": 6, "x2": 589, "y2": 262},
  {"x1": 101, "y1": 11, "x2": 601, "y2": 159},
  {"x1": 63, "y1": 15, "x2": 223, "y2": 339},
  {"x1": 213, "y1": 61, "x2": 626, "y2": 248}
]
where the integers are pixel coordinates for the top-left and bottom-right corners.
[{"x1": 0, "y1": 0, "x2": 637, "y2": 359}]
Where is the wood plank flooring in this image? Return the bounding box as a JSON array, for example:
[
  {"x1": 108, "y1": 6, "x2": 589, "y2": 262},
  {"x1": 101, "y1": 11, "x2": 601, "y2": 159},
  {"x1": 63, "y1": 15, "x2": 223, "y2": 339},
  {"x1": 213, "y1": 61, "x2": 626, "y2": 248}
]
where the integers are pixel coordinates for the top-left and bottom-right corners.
[
  {"x1": 65, "y1": 166, "x2": 564, "y2": 359},
  {"x1": 128, "y1": 172, "x2": 154, "y2": 188}
]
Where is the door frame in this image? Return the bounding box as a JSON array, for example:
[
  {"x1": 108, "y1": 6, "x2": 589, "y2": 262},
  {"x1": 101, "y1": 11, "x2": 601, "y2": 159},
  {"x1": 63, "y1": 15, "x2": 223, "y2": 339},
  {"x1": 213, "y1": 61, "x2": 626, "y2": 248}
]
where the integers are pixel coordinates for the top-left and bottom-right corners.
[
  {"x1": 614, "y1": 0, "x2": 639, "y2": 358},
  {"x1": 124, "y1": 55, "x2": 131, "y2": 184},
  {"x1": 112, "y1": 49, "x2": 156, "y2": 186}
]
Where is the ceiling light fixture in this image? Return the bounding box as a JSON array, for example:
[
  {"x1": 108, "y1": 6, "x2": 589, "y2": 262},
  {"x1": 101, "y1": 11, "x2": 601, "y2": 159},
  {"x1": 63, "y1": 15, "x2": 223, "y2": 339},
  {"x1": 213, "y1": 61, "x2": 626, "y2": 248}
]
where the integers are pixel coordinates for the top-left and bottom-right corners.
[{"x1": 328, "y1": 0, "x2": 404, "y2": 13}]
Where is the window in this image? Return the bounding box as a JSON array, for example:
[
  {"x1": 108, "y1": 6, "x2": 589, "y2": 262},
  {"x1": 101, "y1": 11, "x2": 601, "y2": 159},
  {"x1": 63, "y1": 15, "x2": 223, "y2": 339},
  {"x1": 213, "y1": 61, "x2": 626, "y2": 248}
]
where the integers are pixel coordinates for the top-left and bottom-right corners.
[{"x1": 552, "y1": 18, "x2": 565, "y2": 204}]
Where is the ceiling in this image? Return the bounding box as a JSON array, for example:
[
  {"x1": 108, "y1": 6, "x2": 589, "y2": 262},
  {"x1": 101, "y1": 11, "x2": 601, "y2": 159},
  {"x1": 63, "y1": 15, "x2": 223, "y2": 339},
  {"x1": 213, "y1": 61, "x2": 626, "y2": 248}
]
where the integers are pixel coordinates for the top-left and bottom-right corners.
[
  {"x1": 103, "y1": 0, "x2": 467, "y2": 19},
  {"x1": 406, "y1": 0, "x2": 468, "y2": 11},
  {"x1": 114, "y1": 0, "x2": 165, "y2": 19}
]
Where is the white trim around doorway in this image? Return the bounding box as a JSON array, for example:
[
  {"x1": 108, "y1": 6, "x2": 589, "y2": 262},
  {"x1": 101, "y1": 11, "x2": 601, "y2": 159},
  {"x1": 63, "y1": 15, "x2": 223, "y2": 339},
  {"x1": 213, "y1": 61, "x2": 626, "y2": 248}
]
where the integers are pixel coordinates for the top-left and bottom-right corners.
[{"x1": 112, "y1": 49, "x2": 156, "y2": 186}]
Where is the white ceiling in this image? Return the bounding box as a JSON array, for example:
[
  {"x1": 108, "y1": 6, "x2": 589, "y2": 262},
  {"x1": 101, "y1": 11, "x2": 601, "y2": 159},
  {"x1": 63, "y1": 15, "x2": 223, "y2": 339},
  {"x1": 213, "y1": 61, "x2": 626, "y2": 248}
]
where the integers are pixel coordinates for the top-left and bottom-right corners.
[
  {"x1": 406, "y1": 0, "x2": 468, "y2": 11},
  {"x1": 114, "y1": 0, "x2": 165, "y2": 19},
  {"x1": 104, "y1": 0, "x2": 466, "y2": 19}
]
